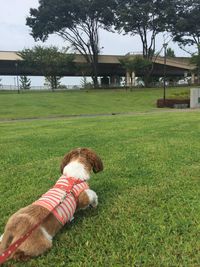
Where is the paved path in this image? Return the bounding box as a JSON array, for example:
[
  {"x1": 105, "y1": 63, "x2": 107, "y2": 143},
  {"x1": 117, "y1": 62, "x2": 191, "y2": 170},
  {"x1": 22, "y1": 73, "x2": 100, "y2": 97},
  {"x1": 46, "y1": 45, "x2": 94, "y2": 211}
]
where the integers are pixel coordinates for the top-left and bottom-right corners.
[{"x1": 0, "y1": 109, "x2": 199, "y2": 123}]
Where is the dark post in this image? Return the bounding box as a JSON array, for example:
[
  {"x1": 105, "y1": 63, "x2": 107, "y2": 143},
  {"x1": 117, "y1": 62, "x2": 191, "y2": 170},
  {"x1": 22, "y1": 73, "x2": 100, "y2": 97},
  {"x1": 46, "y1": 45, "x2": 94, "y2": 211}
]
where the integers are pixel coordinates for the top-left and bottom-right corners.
[
  {"x1": 15, "y1": 62, "x2": 20, "y2": 94},
  {"x1": 163, "y1": 43, "x2": 168, "y2": 106}
]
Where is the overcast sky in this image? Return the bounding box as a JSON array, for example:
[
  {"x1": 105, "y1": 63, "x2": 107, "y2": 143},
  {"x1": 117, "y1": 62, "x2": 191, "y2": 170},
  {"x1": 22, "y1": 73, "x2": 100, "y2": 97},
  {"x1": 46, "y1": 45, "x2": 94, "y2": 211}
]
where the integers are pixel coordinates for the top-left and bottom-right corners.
[{"x1": 0, "y1": 0, "x2": 195, "y2": 86}]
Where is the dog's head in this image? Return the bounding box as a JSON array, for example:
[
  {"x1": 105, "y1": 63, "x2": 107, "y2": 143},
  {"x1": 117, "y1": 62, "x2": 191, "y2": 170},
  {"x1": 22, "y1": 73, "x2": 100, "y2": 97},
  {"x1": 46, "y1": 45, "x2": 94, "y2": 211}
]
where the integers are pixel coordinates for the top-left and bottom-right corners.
[{"x1": 60, "y1": 148, "x2": 103, "y2": 174}]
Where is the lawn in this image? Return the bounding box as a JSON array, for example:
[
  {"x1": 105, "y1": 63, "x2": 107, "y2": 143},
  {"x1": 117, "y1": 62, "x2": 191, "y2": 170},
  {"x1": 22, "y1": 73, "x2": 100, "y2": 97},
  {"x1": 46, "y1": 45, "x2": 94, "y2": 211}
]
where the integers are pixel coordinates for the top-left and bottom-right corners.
[
  {"x1": 0, "y1": 87, "x2": 191, "y2": 120},
  {"x1": 0, "y1": 108, "x2": 200, "y2": 266}
]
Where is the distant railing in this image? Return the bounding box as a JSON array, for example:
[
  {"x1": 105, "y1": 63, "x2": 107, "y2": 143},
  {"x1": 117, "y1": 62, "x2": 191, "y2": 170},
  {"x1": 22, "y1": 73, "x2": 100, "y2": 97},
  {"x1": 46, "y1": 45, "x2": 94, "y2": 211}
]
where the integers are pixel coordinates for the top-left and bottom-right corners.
[
  {"x1": 0, "y1": 85, "x2": 81, "y2": 90},
  {"x1": 0, "y1": 85, "x2": 18, "y2": 90},
  {"x1": 0, "y1": 82, "x2": 198, "y2": 92}
]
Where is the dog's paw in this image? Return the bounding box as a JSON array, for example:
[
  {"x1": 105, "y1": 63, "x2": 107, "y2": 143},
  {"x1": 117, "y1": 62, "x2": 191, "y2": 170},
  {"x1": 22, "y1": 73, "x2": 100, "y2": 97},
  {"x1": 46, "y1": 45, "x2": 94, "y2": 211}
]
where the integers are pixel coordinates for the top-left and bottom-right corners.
[{"x1": 85, "y1": 189, "x2": 98, "y2": 208}]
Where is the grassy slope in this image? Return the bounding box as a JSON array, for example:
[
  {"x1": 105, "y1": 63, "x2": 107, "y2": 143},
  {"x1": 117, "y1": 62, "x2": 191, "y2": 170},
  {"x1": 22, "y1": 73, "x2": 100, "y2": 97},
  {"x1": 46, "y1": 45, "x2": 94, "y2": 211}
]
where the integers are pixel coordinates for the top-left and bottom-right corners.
[
  {"x1": 1, "y1": 111, "x2": 200, "y2": 266},
  {"x1": 0, "y1": 87, "x2": 191, "y2": 120}
]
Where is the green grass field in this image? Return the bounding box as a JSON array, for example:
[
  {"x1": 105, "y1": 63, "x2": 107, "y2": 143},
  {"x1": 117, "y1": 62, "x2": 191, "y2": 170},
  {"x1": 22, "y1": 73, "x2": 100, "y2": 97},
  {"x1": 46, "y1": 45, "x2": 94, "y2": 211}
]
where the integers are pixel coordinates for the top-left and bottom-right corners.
[
  {"x1": 0, "y1": 87, "x2": 191, "y2": 120},
  {"x1": 0, "y1": 88, "x2": 200, "y2": 266}
]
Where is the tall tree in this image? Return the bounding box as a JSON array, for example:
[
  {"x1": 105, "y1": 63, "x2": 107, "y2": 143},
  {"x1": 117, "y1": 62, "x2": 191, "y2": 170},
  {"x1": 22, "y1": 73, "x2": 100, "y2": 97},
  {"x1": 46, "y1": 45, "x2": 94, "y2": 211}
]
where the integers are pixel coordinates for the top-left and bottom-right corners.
[
  {"x1": 18, "y1": 46, "x2": 75, "y2": 90},
  {"x1": 115, "y1": 0, "x2": 172, "y2": 85},
  {"x1": 169, "y1": 0, "x2": 200, "y2": 55},
  {"x1": 115, "y1": 0, "x2": 171, "y2": 60},
  {"x1": 26, "y1": 0, "x2": 116, "y2": 88}
]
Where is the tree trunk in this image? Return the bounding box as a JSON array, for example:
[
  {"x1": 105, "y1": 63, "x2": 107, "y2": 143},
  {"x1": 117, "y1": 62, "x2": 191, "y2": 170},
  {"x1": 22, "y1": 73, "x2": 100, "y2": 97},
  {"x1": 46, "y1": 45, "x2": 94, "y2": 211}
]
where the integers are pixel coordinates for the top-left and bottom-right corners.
[{"x1": 92, "y1": 59, "x2": 99, "y2": 88}]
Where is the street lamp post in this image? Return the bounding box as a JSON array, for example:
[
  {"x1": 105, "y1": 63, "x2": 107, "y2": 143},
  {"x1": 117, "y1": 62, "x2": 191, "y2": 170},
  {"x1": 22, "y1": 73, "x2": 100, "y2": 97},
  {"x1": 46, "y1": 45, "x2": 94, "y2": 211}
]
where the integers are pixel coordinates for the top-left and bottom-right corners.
[
  {"x1": 163, "y1": 43, "x2": 168, "y2": 106},
  {"x1": 15, "y1": 62, "x2": 20, "y2": 94}
]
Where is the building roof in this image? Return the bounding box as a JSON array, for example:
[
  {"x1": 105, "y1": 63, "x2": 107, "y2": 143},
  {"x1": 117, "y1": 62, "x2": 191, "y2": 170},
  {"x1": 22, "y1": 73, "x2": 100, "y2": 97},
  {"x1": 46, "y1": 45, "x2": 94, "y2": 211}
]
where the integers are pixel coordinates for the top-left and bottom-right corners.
[{"x1": 0, "y1": 51, "x2": 22, "y2": 60}]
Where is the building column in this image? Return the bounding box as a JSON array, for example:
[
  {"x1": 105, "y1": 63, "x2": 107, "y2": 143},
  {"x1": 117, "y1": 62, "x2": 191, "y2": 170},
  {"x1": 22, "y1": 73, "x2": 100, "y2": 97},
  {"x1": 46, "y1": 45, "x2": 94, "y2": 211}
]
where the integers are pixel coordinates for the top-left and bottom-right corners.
[
  {"x1": 191, "y1": 73, "x2": 195, "y2": 84},
  {"x1": 131, "y1": 71, "x2": 136, "y2": 86},
  {"x1": 126, "y1": 71, "x2": 131, "y2": 86}
]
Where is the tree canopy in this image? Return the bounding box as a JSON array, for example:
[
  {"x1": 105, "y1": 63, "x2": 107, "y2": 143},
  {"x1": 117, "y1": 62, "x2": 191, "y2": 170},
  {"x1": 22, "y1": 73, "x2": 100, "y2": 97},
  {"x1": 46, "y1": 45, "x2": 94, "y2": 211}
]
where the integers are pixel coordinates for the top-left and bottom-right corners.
[
  {"x1": 168, "y1": 0, "x2": 200, "y2": 54},
  {"x1": 18, "y1": 46, "x2": 75, "y2": 90},
  {"x1": 114, "y1": 0, "x2": 174, "y2": 86},
  {"x1": 114, "y1": 0, "x2": 172, "y2": 60},
  {"x1": 26, "y1": 0, "x2": 116, "y2": 87}
]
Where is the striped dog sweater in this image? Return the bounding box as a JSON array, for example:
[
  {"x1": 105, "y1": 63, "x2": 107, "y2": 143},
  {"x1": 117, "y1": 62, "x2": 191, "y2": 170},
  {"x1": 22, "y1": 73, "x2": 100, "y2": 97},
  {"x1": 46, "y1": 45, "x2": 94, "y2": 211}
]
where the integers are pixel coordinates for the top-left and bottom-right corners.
[{"x1": 33, "y1": 175, "x2": 89, "y2": 225}]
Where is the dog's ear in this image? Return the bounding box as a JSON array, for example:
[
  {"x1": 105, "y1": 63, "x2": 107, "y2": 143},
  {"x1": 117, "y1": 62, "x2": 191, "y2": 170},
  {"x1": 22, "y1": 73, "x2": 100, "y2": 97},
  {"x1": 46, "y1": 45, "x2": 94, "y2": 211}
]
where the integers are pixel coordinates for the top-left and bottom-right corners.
[
  {"x1": 60, "y1": 149, "x2": 80, "y2": 173},
  {"x1": 84, "y1": 148, "x2": 103, "y2": 173}
]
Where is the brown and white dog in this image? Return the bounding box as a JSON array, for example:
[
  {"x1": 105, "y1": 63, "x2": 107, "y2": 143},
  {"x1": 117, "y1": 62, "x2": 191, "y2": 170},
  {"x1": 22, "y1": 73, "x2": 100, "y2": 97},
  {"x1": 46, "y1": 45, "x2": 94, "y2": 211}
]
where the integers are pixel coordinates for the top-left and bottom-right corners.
[{"x1": 0, "y1": 148, "x2": 103, "y2": 261}]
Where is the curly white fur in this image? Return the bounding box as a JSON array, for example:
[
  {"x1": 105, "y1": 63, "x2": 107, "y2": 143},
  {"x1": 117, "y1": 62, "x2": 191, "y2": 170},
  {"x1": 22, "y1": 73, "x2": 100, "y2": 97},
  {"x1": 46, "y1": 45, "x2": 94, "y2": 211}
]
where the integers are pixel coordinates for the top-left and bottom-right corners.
[
  {"x1": 85, "y1": 189, "x2": 98, "y2": 207},
  {"x1": 63, "y1": 161, "x2": 90, "y2": 181}
]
